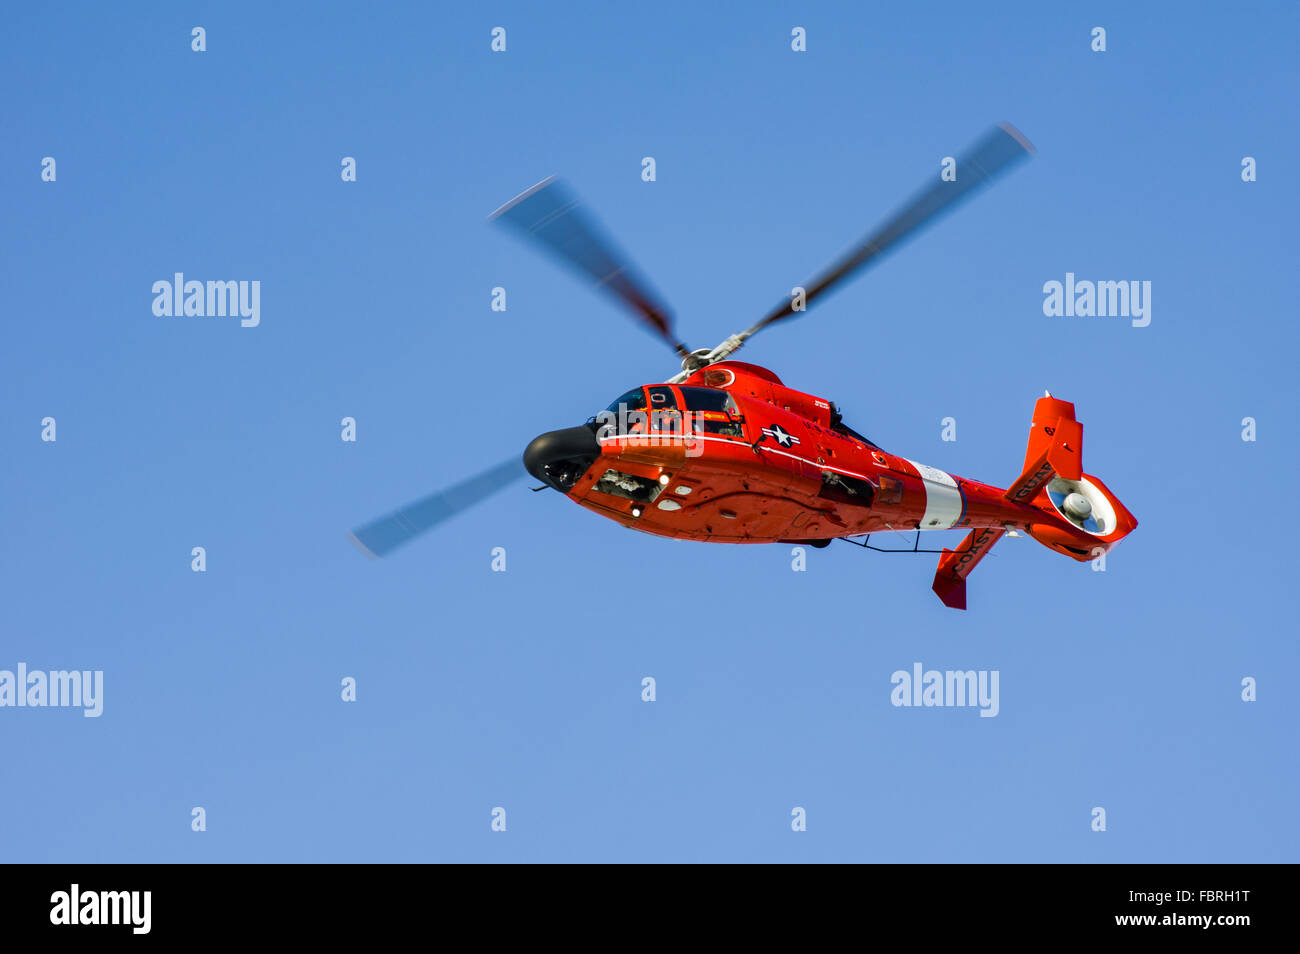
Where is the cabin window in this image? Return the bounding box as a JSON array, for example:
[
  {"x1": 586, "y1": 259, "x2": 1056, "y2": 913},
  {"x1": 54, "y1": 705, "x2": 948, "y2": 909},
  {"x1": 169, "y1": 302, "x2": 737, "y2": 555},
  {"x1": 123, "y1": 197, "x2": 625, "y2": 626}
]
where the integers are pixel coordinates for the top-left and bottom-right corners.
[
  {"x1": 698, "y1": 414, "x2": 743, "y2": 438},
  {"x1": 679, "y1": 386, "x2": 743, "y2": 438},
  {"x1": 678, "y1": 386, "x2": 738, "y2": 415},
  {"x1": 877, "y1": 476, "x2": 904, "y2": 505}
]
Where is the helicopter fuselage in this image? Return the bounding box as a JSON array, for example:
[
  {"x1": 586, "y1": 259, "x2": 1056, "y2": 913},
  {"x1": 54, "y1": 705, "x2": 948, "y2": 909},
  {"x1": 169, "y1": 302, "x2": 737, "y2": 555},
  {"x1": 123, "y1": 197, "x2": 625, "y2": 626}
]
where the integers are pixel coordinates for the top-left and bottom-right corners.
[{"x1": 539, "y1": 362, "x2": 1125, "y2": 559}]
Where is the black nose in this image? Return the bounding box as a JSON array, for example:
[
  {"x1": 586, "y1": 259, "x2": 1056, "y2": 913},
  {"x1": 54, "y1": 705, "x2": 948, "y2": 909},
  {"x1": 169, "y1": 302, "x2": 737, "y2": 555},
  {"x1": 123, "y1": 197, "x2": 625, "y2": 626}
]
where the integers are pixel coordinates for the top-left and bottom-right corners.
[{"x1": 523, "y1": 425, "x2": 601, "y2": 492}]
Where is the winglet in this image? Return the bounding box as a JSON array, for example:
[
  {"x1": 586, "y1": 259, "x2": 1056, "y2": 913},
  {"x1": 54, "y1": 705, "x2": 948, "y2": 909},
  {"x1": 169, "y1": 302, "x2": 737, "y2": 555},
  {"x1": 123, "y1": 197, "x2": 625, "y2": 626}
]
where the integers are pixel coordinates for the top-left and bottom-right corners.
[{"x1": 932, "y1": 573, "x2": 967, "y2": 610}]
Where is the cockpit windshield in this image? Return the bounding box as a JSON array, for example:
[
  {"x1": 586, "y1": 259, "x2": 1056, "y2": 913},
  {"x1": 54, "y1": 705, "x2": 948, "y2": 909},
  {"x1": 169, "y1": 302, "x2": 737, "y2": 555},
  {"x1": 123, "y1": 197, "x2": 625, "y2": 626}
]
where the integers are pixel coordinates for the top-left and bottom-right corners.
[{"x1": 604, "y1": 388, "x2": 647, "y2": 414}]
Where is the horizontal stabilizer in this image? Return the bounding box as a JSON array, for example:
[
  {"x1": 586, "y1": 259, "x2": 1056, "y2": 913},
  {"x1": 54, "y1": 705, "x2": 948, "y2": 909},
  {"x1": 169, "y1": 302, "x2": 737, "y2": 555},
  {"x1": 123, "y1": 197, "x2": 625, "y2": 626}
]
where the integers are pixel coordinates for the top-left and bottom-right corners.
[{"x1": 931, "y1": 527, "x2": 1005, "y2": 610}]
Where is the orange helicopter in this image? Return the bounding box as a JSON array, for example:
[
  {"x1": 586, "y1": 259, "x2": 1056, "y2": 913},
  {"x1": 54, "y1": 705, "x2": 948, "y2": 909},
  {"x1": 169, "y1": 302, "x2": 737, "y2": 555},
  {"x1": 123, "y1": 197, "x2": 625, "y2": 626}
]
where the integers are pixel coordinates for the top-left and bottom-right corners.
[{"x1": 351, "y1": 123, "x2": 1137, "y2": 610}]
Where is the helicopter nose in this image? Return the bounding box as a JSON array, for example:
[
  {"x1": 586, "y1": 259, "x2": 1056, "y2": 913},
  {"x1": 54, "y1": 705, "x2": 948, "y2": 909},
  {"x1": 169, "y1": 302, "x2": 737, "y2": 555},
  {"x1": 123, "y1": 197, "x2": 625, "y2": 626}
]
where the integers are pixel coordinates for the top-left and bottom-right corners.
[{"x1": 523, "y1": 424, "x2": 601, "y2": 493}]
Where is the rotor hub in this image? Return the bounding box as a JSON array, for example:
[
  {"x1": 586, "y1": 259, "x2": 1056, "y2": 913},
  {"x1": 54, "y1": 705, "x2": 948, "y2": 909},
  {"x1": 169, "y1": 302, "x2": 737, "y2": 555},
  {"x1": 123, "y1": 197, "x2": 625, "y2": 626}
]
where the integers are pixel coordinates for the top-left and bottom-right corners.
[{"x1": 1062, "y1": 492, "x2": 1092, "y2": 519}]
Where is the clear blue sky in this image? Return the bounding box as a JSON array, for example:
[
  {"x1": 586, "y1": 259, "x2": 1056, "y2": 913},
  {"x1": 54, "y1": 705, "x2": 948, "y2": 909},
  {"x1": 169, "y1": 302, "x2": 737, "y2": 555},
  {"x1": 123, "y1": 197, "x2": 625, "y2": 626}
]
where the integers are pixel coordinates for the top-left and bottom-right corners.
[{"x1": 2, "y1": 1, "x2": 1296, "y2": 862}]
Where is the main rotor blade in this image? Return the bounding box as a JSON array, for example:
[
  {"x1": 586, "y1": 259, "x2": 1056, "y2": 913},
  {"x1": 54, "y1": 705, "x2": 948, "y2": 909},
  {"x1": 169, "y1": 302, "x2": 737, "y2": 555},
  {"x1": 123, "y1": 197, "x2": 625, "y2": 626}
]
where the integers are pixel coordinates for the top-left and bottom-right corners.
[
  {"x1": 490, "y1": 176, "x2": 686, "y2": 354},
  {"x1": 745, "y1": 122, "x2": 1035, "y2": 338},
  {"x1": 349, "y1": 458, "x2": 526, "y2": 558}
]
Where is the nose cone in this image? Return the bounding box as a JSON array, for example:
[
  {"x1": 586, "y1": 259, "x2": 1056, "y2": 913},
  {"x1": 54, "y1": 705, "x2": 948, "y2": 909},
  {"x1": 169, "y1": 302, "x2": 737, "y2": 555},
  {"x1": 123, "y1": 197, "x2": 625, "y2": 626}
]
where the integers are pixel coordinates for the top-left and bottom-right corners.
[{"x1": 523, "y1": 424, "x2": 600, "y2": 493}]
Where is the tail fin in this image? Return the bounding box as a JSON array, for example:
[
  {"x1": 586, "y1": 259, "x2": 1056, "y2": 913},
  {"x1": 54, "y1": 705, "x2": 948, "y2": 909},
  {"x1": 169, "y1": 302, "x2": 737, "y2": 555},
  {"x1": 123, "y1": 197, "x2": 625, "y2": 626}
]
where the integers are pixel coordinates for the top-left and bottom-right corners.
[{"x1": 1007, "y1": 393, "x2": 1081, "y2": 502}]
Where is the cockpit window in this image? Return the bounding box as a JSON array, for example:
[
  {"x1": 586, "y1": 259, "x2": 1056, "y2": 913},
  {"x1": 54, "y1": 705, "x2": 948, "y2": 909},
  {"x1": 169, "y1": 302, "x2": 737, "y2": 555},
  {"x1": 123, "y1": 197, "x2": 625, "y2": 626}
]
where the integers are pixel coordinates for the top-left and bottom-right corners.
[
  {"x1": 604, "y1": 388, "x2": 647, "y2": 414},
  {"x1": 678, "y1": 386, "x2": 739, "y2": 415},
  {"x1": 646, "y1": 386, "x2": 677, "y2": 409},
  {"x1": 645, "y1": 386, "x2": 683, "y2": 432}
]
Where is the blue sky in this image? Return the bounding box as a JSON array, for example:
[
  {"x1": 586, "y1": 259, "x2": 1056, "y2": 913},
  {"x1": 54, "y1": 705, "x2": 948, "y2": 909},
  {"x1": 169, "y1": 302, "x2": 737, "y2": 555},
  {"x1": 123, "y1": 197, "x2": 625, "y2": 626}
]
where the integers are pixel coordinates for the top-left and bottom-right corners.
[{"x1": 2, "y1": 1, "x2": 1296, "y2": 862}]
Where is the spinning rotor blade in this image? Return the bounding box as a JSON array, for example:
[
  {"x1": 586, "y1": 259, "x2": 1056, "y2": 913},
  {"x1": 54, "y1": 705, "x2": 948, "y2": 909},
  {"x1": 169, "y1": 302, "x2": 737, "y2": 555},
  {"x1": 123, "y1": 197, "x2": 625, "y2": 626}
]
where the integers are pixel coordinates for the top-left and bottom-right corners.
[
  {"x1": 350, "y1": 458, "x2": 526, "y2": 558},
  {"x1": 491, "y1": 177, "x2": 686, "y2": 355},
  {"x1": 745, "y1": 122, "x2": 1035, "y2": 338}
]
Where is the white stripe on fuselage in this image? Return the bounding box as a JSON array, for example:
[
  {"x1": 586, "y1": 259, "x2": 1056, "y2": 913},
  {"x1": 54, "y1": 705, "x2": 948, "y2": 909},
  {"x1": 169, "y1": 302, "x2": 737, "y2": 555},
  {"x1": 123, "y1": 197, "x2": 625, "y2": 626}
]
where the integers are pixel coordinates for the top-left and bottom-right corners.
[{"x1": 904, "y1": 459, "x2": 963, "y2": 530}]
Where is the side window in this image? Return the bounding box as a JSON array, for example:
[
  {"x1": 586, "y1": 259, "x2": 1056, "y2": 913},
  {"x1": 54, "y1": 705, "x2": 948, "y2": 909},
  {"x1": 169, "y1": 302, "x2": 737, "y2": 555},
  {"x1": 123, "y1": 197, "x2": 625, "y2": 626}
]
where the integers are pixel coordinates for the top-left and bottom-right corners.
[
  {"x1": 700, "y1": 416, "x2": 743, "y2": 438},
  {"x1": 646, "y1": 386, "x2": 677, "y2": 409},
  {"x1": 679, "y1": 387, "x2": 737, "y2": 414},
  {"x1": 647, "y1": 386, "x2": 682, "y2": 432},
  {"x1": 877, "y1": 475, "x2": 904, "y2": 505},
  {"x1": 678, "y1": 386, "x2": 743, "y2": 438}
]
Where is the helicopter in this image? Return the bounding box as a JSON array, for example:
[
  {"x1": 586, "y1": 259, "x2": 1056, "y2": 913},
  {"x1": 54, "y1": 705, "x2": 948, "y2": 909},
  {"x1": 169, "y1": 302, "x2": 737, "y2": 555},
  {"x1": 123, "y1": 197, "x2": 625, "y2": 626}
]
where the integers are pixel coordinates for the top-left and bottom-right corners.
[{"x1": 350, "y1": 122, "x2": 1137, "y2": 610}]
